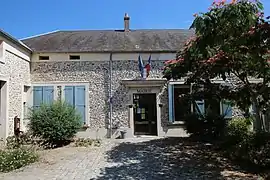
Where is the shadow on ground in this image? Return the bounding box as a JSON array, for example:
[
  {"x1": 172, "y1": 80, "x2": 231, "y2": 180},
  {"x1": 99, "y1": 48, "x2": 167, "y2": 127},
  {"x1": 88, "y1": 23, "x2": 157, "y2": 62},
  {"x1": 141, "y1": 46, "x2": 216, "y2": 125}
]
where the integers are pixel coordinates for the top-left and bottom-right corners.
[{"x1": 92, "y1": 137, "x2": 259, "y2": 180}]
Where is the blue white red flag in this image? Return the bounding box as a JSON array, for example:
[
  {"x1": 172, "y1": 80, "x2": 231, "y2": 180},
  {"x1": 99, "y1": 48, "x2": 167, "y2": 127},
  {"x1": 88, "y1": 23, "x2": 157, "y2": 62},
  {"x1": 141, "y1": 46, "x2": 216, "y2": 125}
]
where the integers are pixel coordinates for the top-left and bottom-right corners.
[
  {"x1": 138, "y1": 55, "x2": 144, "y2": 78},
  {"x1": 144, "y1": 54, "x2": 151, "y2": 77}
]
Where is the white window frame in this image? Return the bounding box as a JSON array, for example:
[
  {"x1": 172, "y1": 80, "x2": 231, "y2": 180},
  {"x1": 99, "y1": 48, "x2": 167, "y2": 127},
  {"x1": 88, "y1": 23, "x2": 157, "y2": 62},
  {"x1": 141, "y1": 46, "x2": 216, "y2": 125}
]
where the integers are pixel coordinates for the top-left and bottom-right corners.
[{"x1": 168, "y1": 79, "x2": 230, "y2": 124}]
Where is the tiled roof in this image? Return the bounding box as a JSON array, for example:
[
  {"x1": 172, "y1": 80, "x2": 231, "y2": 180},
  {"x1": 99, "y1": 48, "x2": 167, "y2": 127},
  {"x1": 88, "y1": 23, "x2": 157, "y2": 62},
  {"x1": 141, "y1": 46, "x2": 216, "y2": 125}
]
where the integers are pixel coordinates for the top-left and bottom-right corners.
[{"x1": 22, "y1": 29, "x2": 194, "y2": 53}]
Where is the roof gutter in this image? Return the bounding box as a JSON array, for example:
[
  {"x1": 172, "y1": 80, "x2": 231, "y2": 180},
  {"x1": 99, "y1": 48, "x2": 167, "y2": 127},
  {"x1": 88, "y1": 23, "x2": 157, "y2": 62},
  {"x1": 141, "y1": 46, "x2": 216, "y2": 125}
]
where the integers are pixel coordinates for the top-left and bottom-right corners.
[
  {"x1": 0, "y1": 30, "x2": 32, "y2": 53},
  {"x1": 29, "y1": 50, "x2": 178, "y2": 54}
]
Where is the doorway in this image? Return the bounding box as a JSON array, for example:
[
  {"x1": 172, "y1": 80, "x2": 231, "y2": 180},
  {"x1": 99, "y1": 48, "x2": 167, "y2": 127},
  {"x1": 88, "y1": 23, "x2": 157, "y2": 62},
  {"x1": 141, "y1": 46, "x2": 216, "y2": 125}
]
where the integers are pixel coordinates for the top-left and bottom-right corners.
[{"x1": 133, "y1": 93, "x2": 157, "y2": 136}]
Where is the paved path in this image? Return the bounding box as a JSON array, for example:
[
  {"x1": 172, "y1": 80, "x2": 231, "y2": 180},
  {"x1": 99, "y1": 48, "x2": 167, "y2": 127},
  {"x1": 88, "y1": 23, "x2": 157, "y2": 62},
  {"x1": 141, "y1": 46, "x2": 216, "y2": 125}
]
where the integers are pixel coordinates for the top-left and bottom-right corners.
[{"x1": 0, "y1": 137, "x2": 261, "y2": 180}]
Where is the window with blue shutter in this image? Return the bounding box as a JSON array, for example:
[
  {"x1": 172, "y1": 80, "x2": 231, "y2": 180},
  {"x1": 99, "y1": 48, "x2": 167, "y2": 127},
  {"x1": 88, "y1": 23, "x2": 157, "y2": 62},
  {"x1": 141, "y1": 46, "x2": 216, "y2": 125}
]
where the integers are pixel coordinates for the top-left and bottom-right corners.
[
  {"x1": 33, "y1": 86, "x2": 43, "y2": 108},
  {"x1": 64, "y1": 86, "x2": 74, "y2": 105},
  {"x1": 75, "y1": 86, "x2": 86, "y2": 124},
  {"x1": 33, "y1": 86, "x2": 54, "y2": 109},
  {"x1": 64, "y1": 85, "x2": 86, "y2": 123},
  {"x1": 168, "y1": 84, "x2": 175, "y2": 122},
  {"x1": 194, "y1": 100, "x2": 205, "y2": 115},
  {"x1": 221, "y1": 99, "x2": 232, "y2": 119}
]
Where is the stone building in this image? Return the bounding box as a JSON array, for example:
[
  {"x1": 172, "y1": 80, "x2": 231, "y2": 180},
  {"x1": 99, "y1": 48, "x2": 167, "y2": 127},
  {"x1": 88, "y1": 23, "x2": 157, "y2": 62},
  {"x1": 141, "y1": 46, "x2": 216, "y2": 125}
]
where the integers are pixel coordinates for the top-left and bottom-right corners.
[{"x1": 0, "y1": 14, "x2": 237, "y2": 141}]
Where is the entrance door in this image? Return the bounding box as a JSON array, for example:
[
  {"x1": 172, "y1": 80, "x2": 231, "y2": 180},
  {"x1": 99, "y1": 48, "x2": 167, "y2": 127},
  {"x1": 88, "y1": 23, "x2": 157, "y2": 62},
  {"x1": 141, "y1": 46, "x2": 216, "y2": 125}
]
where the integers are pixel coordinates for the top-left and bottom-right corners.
[{"x1": 133, "y1": 93, "x2": 157, "y2": 136}]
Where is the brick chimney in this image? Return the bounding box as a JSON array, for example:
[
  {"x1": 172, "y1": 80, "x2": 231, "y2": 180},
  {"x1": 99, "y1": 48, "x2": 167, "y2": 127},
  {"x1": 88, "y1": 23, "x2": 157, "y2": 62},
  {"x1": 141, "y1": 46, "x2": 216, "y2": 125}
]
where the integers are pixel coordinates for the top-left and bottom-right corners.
[{"x1": 124, "y1": 13, "x2": 130, "y2": 32}]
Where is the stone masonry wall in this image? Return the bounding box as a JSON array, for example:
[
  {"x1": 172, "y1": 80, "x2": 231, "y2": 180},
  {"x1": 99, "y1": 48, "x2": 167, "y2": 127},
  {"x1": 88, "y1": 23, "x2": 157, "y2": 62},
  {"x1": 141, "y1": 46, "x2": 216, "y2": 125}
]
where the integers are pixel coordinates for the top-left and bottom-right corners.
[
  {"x1": 31, "y1": 61, "x2": 110, "y2": 130},
  {"x1": 111, "y1": 60, "x2": 166, "y2": 128},
  {"x1": 0, "y1": 51, "x2": 31, "y2": 136},
  {"x1": 31, "y1": 60, "x2": 166, "y2": 130},
  {"x1": 31, "y1": 59, "x2": 246, "y2": 134}
]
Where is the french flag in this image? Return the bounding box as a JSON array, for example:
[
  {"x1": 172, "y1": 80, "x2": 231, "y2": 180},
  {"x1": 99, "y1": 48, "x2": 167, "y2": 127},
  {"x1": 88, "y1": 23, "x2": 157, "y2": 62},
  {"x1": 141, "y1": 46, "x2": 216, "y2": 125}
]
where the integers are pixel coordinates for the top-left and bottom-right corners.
[
  {"x1": 144, "y1": 54, "x2": 151, "y2": 77},
  {"x1": 138, "y1": 54, "x2": 151, "y2": 79},
  {"x1": 138, "y1": 55, "x2": 144, "y2": 78}
]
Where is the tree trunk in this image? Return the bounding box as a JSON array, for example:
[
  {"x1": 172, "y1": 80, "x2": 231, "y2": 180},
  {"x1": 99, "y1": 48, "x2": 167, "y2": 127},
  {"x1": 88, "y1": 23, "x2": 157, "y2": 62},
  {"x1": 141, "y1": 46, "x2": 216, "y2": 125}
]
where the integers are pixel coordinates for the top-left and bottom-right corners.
[{"x1": 253, "y1": 98, "x2": 263, "y2": 132}]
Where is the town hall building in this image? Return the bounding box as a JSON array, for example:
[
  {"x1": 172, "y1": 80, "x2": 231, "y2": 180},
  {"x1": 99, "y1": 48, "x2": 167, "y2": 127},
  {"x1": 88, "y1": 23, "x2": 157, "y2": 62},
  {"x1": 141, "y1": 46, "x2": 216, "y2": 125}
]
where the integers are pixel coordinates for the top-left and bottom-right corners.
[{"x1": 0, "y1": 14, "x2": 235, "y2": 142}]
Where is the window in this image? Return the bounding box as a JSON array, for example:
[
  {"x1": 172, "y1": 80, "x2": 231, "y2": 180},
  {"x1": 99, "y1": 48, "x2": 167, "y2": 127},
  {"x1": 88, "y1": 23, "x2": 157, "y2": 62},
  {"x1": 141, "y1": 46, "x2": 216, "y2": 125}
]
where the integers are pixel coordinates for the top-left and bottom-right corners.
[
  {"x1": 64, "y1": 85, "x2": 86, "y2": 123},
  {"x1": 168, "y1": 83, "x2": 232, "y2": 123},
  {"x1": 69, "y1": 55, "x2": 80, "y2": 60},
  {"x1": 33, "y1": 86, "x2": 54, "y2": 108},
  {"x1": 39, "y1": 56, "x2": 50, "y2": 60},
  {"x1": 173, "y1": 86, "x2": 191, "y2": 121},
  {"x1": 23, "y1": 86, "x2": 30, "y2": 120}
]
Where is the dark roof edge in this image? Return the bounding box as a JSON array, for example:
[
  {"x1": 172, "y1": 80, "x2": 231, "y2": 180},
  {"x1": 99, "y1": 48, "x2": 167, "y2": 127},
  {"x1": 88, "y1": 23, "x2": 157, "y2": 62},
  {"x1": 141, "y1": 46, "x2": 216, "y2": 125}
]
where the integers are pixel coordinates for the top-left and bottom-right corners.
[
  {"x1": 32, "y1": 50, "x2": 178, "y2": 53},
  {"x1": 0, "y1": 30, "x2": 32, "y2": 53}
]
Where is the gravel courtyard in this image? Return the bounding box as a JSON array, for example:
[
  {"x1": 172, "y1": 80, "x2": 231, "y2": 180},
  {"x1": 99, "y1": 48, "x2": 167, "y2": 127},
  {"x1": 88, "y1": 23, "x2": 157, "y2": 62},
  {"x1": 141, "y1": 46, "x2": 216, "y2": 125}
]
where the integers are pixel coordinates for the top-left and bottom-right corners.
[{"x1": 0, "y1": 137, "x2": 262, "y2": 180}]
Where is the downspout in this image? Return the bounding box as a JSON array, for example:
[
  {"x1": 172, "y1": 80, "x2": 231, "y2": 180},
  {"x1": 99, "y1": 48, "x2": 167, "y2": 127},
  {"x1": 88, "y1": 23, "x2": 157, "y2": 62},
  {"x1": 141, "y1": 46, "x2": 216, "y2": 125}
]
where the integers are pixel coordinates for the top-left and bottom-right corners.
[{"x1": 109, "y1": 53, "x2": 113, "y2": 138}]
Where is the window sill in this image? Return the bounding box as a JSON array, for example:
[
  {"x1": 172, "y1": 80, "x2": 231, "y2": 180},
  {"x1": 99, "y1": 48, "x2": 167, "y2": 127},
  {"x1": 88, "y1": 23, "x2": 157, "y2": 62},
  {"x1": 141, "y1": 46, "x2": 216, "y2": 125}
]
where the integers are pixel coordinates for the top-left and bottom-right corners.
[{"x1": 78, "y1": 124, "x2": 89, "y2": 131}]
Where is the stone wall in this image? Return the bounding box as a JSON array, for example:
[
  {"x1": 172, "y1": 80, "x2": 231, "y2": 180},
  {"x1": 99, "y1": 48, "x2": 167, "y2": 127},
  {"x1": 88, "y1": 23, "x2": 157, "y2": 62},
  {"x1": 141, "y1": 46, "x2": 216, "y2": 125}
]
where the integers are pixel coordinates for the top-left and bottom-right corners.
[
  {"x1": 30, "y1": 59, "x2": 248, "y2": 138},
  {"x1": 31, "y1": 60, "x2": 166, "y2": 131},
  {"x1": 31, "y1": 61, "x2": 110, "y2": 130},
  {"x1": 111, "y1": 60, "x2": 165, "y2": 128},
  {"x1": 0, "y1": 51, "x2": 31, "y2": 136}
]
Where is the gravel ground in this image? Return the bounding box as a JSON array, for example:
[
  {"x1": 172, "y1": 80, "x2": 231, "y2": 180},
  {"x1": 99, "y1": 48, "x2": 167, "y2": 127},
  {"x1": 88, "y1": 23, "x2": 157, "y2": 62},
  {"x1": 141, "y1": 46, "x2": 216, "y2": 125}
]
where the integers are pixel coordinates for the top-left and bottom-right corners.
[{"x1": 0, "y1": 137, "x2": 263, "y2": 180}]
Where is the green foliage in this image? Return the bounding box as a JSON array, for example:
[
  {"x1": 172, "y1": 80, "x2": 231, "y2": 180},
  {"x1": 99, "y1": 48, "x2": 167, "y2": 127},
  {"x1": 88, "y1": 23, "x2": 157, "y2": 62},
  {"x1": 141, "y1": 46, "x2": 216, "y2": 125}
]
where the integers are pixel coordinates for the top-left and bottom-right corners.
[
  {"x1": 163, "y1": 0, "x2": 270, "y2": 132},
  {"x1": 221, "y1": 118, "x2": 270, "y2": 167},
  {"x1": 0, "y1": 148, "x2": 38, "y2": 172},
  {"x1": 184, "y1": 112, "x2": 226, "y2": 140},
  {"x1": 247, "y1": 132, "x2": 270, "y2": 166},
  {"x1": 28, "y1": 101, "x2": 82, "y2": 148},
  {"x1": 224, "y1": 132, "x2": 270, "y2": 167},
  {"x1": 226, "y1": 117, "x2": 252, "y2": 144}
]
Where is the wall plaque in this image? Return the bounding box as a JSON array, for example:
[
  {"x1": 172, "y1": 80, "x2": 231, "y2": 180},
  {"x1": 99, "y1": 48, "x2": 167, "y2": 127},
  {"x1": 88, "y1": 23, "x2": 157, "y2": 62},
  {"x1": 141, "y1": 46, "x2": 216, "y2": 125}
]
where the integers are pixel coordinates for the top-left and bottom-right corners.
[{"x1": 136, "y1": 88, "x2": 152, "y2": 93}]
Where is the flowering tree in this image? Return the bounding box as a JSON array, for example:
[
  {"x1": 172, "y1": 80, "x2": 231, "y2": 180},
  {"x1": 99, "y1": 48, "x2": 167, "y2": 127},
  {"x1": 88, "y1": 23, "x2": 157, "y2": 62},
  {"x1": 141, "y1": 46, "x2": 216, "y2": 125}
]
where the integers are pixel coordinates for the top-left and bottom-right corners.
[{"x1": 163, "y1": 0, "x2": 270, "y2": 132}]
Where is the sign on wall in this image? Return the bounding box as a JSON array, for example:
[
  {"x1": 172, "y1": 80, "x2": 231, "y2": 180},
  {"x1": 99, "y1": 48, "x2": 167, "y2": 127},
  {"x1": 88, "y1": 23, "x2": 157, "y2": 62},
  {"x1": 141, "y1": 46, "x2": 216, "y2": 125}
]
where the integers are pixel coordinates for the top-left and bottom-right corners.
[{"x1": 136, "y1": 88, "x2": 152, "y2": 93}]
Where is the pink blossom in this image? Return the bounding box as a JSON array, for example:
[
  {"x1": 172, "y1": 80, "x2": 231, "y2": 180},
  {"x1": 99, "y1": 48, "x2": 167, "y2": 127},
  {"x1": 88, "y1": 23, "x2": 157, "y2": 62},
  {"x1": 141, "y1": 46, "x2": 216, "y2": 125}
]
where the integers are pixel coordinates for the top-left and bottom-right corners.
[{"x1": 164, "y1": 59, "x2": 183, "y2": 65}]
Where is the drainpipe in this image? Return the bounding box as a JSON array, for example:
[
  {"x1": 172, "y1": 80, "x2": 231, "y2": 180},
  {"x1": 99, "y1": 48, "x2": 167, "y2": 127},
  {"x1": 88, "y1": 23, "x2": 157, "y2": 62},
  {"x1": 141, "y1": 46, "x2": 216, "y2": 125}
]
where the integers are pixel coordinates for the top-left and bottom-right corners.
[{"x1": 109, "y1": 53, "x2": 113, "y2": 138}]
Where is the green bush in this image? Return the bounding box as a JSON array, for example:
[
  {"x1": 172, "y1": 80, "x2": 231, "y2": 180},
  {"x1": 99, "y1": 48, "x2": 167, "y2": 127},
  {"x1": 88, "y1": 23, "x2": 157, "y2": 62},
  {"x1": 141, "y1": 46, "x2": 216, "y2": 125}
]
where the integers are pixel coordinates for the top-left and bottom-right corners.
[
  {"x1": 28, "y1": 101, "x2": 82, "y2": 147},
  {"x1": 223, "y1": 122, "x2": 270, "y2": 168},
  {"x1": 226, "y1": 117, "x2": 252, "y2": 144},
  {"x1": 184, "y1": 112, "x2": 226, "y2": 140},
  {"x1": 246, "y1": 132, "x2": 270, "y2": 167},
  {"x1": 0, "y1": 148, "x2": 38, "y2": 172}
]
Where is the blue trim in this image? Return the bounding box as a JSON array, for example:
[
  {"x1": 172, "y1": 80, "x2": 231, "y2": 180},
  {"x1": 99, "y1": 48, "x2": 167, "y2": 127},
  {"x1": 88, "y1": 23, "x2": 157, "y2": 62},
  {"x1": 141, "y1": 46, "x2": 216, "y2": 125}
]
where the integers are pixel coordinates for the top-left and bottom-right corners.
[
  {"x1": 222, "y1": 100, "x2": 232, "y2": 118},
  {"x1": 195, "y1": 100, "x2": 205, "y2": 115},
  {"x1": 168, "y1": 84, "x2": 175, "y2": 122}
]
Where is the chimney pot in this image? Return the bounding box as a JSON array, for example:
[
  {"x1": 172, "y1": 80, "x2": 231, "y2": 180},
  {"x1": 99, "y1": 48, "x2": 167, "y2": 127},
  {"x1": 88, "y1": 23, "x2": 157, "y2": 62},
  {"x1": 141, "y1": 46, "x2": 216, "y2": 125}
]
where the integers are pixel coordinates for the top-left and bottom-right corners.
[{"x1": 124, "y1": 13, "x2": 130, "y2": 32}]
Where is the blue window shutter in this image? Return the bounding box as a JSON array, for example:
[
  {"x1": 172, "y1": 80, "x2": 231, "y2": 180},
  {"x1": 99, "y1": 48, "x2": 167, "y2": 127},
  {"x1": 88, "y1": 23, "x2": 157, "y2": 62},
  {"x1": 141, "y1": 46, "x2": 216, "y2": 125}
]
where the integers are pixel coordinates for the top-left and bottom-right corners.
[
  {"x1": 251, "y1": 103, "x2": 256, "y2": 115},
  {"x1": 33, "y1": 86, "x2": 43, "y2": 108},
  {"x1": 64, "y1": 86, "x2": 75, "y2": 106},
  {"x1": 222, "y1": 100, "x2": 232, "y2": 118},
  {"x1": 195, "y1": 100, "x2": 205, "y2": 115},
  {"x1": 75, "y1": 86, "x2": 86, "y2": 123},
  {"x1": 168, "y1": 84, "x2": 175, "y2": 122},
  {"x1": 43, "y1": 86, "x2": 54, "y2": 104}
]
